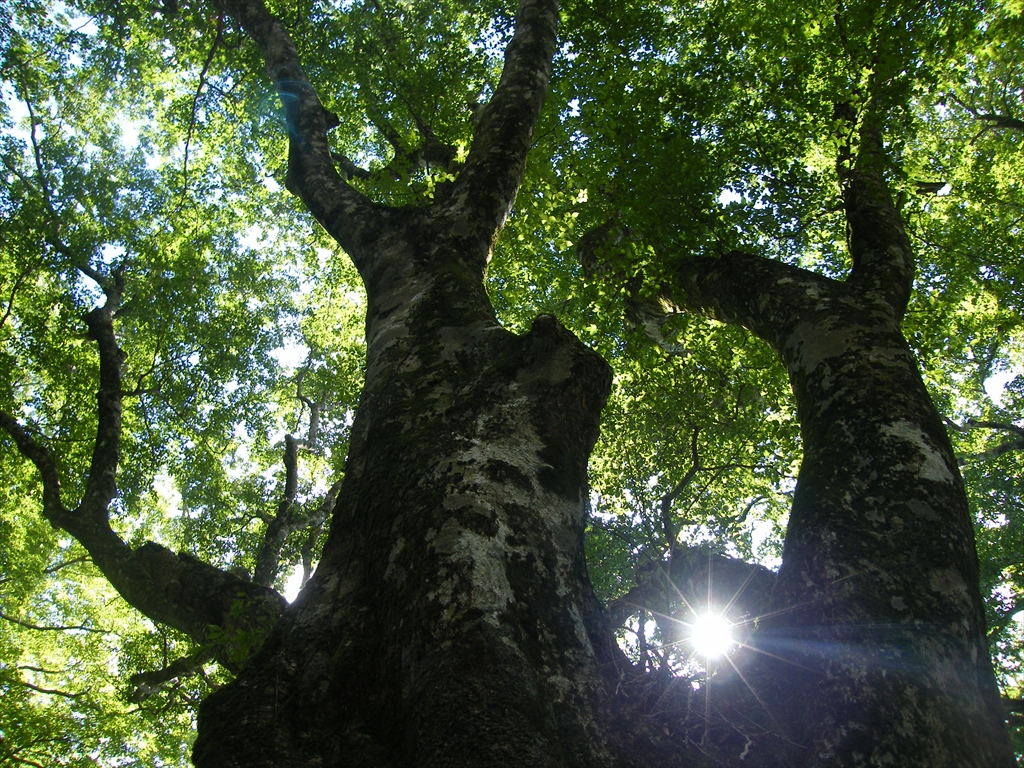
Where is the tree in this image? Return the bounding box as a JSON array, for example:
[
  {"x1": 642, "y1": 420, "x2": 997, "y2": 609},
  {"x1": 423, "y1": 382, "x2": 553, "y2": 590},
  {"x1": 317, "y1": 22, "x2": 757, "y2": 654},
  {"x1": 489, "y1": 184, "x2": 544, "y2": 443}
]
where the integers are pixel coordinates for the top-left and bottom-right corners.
[{"x1": 1, "y1": 0, "x2": 1022, "y2": 765}]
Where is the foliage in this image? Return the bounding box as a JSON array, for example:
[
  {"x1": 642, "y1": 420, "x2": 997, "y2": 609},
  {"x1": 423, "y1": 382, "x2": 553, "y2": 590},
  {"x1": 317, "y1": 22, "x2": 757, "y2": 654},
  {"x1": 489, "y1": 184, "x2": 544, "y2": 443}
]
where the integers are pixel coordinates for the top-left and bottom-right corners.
[{"x1": 1, "y1": 0, "x2": 1022, "y2": 763}]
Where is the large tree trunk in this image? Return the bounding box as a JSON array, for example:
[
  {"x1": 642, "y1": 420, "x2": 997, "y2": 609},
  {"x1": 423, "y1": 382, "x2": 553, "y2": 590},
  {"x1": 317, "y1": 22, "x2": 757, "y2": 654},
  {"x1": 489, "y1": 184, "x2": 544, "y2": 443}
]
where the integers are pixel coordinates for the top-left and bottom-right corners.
[
  {"x1": 191, "y1": 204, "x2": 639, "y2": 765},
  {"x1": 652, "y1": 120, "x2": 1015, "y2": 767},
  {"x1": 181, "y1": 0, "x2": 1014, "y2": 762},
  {"x1": 186, "y1": 1, "x2": 685, "y2": 764}
]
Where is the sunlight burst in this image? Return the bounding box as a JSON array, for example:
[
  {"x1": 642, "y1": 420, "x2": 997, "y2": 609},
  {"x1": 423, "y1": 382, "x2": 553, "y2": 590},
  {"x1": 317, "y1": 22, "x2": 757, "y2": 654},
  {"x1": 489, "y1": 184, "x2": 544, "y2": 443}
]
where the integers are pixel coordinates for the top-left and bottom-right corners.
[{"x1": 691, "y1": 613, "x2": 734, "y2": 658}]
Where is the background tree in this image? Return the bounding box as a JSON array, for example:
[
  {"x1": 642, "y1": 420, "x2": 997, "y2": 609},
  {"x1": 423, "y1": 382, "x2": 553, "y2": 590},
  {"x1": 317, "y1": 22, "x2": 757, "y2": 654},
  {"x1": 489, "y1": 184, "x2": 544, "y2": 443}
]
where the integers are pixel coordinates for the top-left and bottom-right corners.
[{"x1": 1, "y1": 0, "x2": 1022, "y2": 765}]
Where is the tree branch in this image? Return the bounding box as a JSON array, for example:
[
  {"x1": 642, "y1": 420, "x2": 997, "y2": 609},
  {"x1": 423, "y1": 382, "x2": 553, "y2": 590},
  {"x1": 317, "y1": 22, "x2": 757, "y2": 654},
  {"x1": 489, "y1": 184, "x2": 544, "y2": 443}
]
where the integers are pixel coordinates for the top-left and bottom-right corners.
[
  {"x1": 959, "y1": 438, "x2": 1024, "y2": 466},
  {"x1": 1, "y1": 675, "x2": 84, "y2": 699},
  {"x1": 215, "y1": 0, "x2": 380, "y2": 261},
  {"x1": 79, "y1": 274, "x2": 125, "y2": 518},
  {"x1": 442, "y1": 0, "x2": 560, "y2": 246},
  {"x1": 607, "y1": 547, "x2": 776, "y2": 630},
  {"x1": 838, "y1": 109, "x2": 915, "y2": 318},
  {"x1": 182, "y1": 13, "x2": 225, "y2": 184},
  {"x1": 253, "y1": 455, "x2": 342, "y2": 589},
  {"x1": 660, "y1": 428, "x2": 701, "y2": 546},
  {"x1": 964, "y1": 419, "x2": 1024, "y2": 439},
  {"x1": 128, "y1": 646, "x2": 216, "y2": 702},
  {"x1": 252, "y1": 434, "x2": 299, "y2": 587},
  {"x1": 4, "y1": 278, "x2": 285, "y2": 662},
  {"x1": 976, "y1": 113, "x2": 1024, "y2": 133},
  {"x1": 0, "y1": 611, "x2": 111, "y2": 634},
  {"x1": 945, "y1": 91, "x2": 1024, "y2": 135},
  {"x1": 0, "y1": 412, "x2": 72, "y2": 527}
]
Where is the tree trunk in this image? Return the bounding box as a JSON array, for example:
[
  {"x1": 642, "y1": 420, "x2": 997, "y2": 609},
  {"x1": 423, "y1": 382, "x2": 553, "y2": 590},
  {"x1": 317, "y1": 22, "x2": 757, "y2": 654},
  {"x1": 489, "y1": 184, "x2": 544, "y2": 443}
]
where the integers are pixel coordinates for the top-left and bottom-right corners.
[
  {"x1": 187, "y1": 1, "x2": 688, "y2": 763},
  {"x1": 647, "y1": 118, "x2": 1015, "y2": 767},
  {"x1": 182, "y1": 0, "x2": 1014, "y2": 763},
  {"x1": 191, "y1": 201, "x2": 636, "y2": 766}
]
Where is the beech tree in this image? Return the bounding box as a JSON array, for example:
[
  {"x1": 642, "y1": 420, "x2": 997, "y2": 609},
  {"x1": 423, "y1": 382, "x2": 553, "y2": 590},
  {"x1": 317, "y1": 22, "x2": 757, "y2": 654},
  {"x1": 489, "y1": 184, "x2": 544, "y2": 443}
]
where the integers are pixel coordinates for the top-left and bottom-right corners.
[{"x1": 2, "y1": 0, "x2": 1023, "y2": 766}]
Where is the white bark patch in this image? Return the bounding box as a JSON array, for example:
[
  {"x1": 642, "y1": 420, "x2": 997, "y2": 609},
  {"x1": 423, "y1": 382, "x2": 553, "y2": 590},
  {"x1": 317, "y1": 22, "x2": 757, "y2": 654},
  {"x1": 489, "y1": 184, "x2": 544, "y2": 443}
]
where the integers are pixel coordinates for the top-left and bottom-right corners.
[
  {"x1": 430, "y1": 517, "x2": 514, "y2": 617},
  {"x1": 784, "y1": 321, "x2": 857, "y2": 374},
  {"x1": 364, "y1": 274, "x2": 432, "y2": 382},
  {"x1": 887, "y1": 244, "x2": 908, "y2": 271},
  {"x1": 880, "y1": 421, "x2": 954, "y2": 484}
]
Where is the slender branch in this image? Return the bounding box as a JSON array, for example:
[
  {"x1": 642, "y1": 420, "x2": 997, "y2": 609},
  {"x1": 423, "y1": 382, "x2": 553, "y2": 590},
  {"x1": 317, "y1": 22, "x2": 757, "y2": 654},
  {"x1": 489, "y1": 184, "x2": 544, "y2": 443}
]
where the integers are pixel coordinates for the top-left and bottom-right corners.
[
  {"x1": 10, "y1": 74, "x2": 116, "y2": 291},
  {"x1": 182, "y1": 14, "x2": 225, "y2": 184},
  {"x1": 44, "y1": 555, "x2": 92, "y2": 574},
  {"x1": 959, "y1": 438, "x2": 1024, "y2": 466},
  {"x1": 253, "y1": 453, "x2": 342, "y2": 589},
  {"x1": 2, "y1": 675, "x2": 84, "y2": 699},
  {"x1": 2, "y1": 750, "x2": 46, "y2": 768},
  {"x1": 947, "y1": 418, "x2": 1024, "y2": 465},
  {"x1": 0, "y1": 261, "x2": 39, "y2": 329},
  {"x1": 0, "y1": 611, "x2": 110, "y2": 634},
  {"x1": 660, "y1": 428, "x2": 701, "y2": 546},
  {"x1": 964, "y1": 419, "x2": 1024, "y2": 439}
]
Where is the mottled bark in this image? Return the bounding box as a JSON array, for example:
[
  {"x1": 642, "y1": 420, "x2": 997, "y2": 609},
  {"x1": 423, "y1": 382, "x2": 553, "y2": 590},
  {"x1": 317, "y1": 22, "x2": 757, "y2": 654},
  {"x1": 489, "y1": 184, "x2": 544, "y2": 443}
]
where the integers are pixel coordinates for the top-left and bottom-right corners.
[
  {"x1": 190, "y1": 0, "x2": 666, "y2": 765},
  {"x1": 646, "y1": 120, "x2": 1014, "y2": 766}
]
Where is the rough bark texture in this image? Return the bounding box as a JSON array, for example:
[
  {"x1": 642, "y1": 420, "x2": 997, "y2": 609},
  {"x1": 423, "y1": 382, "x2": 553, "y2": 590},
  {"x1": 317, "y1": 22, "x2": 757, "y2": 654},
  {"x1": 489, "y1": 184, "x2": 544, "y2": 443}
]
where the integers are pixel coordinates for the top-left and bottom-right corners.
[
  {"x1": 191, "y1": 245, "x2": 626, "y2": 764},
  {"x1": 646, "y1": 118, "x2": 1015, "y2": 767},
  {"x1": 191, "y1": 0, "x2": 680, "y2": 764},
  {"x1": 187, "y1": 2, "x2": 1013, "y2": 765}
]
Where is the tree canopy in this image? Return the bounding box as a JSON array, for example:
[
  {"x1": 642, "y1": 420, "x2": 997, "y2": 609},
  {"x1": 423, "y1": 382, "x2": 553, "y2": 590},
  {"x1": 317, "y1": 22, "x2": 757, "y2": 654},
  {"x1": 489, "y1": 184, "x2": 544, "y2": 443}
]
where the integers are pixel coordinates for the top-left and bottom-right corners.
[{"x1": 1, "y1": 0, "x2": 1022, "y2": 764}]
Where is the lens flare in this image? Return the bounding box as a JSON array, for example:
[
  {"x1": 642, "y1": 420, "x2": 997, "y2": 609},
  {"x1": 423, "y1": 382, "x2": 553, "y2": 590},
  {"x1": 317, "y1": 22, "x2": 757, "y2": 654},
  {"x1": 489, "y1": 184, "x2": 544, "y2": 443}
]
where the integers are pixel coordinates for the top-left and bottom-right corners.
[{"x1": 691, "y1": 613, "x2": 733, "y2": 658}]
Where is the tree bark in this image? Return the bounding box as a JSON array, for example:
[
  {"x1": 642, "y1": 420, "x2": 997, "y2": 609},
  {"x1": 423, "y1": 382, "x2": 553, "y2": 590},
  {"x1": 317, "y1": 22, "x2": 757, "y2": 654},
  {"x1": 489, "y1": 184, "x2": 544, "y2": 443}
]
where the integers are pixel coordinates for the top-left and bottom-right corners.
[
  {"x1": 645, "y1": 119, "x2": 1015, "y2": 767},
  {"x1": 190, "y1": 0, "x2": 673, "y2": 765},
  {"x1": 183, "y1": 0, "x2": 1016, "y2": 763}
]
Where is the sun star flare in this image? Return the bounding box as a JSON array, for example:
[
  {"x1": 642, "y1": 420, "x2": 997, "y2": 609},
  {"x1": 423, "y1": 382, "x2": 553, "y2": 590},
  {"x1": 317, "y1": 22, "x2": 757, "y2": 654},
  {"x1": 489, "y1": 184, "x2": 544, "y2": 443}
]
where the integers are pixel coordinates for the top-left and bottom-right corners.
[{"x1": 692, "y1": 613, "x2": 734, "y2": 658}]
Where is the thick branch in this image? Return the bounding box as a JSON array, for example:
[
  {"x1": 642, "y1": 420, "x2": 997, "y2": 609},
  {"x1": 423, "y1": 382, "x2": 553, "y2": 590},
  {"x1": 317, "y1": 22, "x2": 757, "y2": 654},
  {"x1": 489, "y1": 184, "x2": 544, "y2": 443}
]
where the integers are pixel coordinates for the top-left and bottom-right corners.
[
  {"x1": 662, "y1": 251, "x2": 838, "y2": 352},
  {"x1": 444, "y1": 0, "x2": 560, "y2": 245},
  {"x1": 608, "y1": 547, "x2": 776, "y2": 630},
  {"x1": 839, "y1": 113, "x2": 915, "y2": 318},
  {"x1": 215, "y1": 0, "x2": 380, "y2": 261},
  {"x1": 4, "y1": 287, "x2": 285, "y2": 658},
  {"x1": 0, "y1": 412, "x2": 71, "y2": 526},
  {"x1": 129, "y1": 646, "x2": 216, "y2": 702},
  {"x1": 976, "y1": 113, "x2": 1024, "y2": 133},
  {"x1": 80, "y1": 277, "x2": 124, "y2": 517},
  {"x1": 946, "y1": 92, "x2": 1024, "y2": 134}
]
